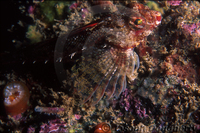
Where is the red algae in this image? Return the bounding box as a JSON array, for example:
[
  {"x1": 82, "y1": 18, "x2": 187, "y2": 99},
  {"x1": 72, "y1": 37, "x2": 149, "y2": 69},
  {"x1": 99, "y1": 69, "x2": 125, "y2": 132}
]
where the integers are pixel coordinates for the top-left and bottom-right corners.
[
  {"x1": 3, "y1": 81, "x2": 30, "y2": 116},
  {"x1": 161, "y1": 54, "x2": 198, "y2": 83}
]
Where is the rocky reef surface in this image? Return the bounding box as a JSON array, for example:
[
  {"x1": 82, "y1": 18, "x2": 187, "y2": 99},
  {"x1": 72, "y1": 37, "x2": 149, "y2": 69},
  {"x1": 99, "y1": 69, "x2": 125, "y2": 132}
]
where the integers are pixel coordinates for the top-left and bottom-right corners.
[{"x1": 0, "y1": 0, "x2": 199, "y2": 132}]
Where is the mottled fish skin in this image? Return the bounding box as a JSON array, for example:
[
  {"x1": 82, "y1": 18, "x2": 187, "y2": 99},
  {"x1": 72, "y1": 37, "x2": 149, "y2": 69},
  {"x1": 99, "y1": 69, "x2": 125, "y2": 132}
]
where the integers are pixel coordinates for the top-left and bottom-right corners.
[{"x1": 60, "y1": 2, "x2": 162, "y2": 105}]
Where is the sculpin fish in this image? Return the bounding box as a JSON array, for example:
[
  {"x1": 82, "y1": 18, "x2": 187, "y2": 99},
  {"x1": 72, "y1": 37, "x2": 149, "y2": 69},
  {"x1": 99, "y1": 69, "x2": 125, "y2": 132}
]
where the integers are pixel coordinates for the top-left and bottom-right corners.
[{"x1": 55, "y1": 2, "x2": 162, "y2": 105}]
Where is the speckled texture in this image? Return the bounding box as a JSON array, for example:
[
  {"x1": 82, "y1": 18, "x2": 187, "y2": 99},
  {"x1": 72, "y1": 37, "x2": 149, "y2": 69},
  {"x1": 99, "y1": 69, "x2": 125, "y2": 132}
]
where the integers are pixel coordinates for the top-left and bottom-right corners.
[{"x1": 0, "y1": 0, "x2": 200, "y2": 133}]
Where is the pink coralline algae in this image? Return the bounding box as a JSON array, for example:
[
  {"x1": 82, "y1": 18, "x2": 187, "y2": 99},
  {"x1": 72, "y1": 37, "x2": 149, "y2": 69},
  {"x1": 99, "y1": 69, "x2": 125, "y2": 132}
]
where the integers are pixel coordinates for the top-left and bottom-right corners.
[
  {"x1": 11, "y1": 113, "x2": 23, "y2": 121},
  {"x1": 80, "y1": 8, "x2": 89, "y2": 19},
  {"x1": 27, "y1": 117, "x2": 68, "y2": 133},
  {"x1": 39, "y1": 119, "x2": 68, "y2": 133},
  {"x1": 119, "y1": 88, "x2": 133, "y2": 112},
  {"x1": 167, "y1": 0, "x2": 182, "y2": 6},
  {"x1": 134, "y1": 97, "x2": 149, "y2": 119},
  {"x1": 28, "y1": 6, "x2": 35, "y2": 14},
  {"x1": 75, "y1": 114, "x2": 82, "y2": 120},
  {"x1": 119, "y1": 89, "x2": 150, "y2": 119},
  {"x1": 27, "y1": 126, "x2": 35, "y2": 133},
  {"x1": 68, "y1": 2, "x2": 91, "y2": 24},
  {"x1": 195, "y1": 124, "x2": 200, "y2": 130},
  {"x1": 69, "y1": 2, "x2": 79, "y2": 10},
  {"x1": 181, "y1": 22, "x2": 200, "y2": 36}
]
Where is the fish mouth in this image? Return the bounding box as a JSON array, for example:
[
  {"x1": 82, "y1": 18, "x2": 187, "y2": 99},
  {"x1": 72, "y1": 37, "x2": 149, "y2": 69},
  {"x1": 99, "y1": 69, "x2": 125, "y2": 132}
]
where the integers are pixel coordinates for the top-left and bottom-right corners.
[{"x1": 155, "y1": 12, "x2": 162, "y2": 25}]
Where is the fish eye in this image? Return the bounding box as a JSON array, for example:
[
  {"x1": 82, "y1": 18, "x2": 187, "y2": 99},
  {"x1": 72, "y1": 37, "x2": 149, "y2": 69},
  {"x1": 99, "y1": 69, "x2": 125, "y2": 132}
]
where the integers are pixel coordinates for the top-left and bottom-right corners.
[
  {"x1": 134, "y1": 19, "x2": 143, "y2": 25},
  {"x1": 129, "y1": 17, "x2": 144, "y2": 29}
]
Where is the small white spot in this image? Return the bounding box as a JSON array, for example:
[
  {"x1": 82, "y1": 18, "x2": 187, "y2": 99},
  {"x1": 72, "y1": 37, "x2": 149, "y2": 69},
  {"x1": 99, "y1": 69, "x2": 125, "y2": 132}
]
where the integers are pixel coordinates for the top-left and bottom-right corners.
[
  {"x1": 156, "y1": 21, "x2": 161, "y2": 25},
  {"x1": 69, "y1": 52, "x2": 76, "y2": 59},
  {"x1": 82, "y1": 46, "x2": 86, "y2": 50},
  {"x1": 44, "y1": 60, "x2": 48, "y2": 64},
  {"x1": 56, "y1": 57, "x2": 62, "y2": 62}
]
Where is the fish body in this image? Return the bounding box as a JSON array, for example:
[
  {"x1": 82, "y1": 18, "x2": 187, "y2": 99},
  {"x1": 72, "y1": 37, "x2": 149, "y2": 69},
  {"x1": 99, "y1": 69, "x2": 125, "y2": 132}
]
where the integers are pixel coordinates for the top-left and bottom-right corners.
[{"x1": 55, "y1": 2, "x2": 162, "y2": 105}]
